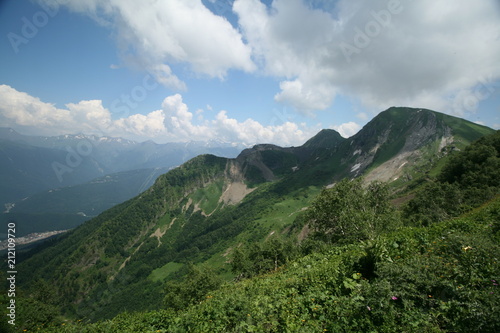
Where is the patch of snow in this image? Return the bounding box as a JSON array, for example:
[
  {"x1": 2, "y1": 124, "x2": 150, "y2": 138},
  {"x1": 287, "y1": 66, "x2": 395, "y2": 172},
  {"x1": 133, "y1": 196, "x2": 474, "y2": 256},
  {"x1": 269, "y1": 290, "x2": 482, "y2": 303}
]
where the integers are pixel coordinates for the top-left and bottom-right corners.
[
  {"x1": 350, "y1": 163, "x2": 361, "y2": 173},
  {"x1": 353, "y1": 149, "x2": 362, "y2": 156}
]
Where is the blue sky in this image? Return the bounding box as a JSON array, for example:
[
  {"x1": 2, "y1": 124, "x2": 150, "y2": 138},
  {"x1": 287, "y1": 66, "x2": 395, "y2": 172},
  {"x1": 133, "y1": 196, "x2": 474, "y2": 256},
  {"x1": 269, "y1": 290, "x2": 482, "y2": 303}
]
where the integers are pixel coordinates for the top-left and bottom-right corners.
[{"x1": 1, "y1": 0, "x2": 499, "y2": 146}]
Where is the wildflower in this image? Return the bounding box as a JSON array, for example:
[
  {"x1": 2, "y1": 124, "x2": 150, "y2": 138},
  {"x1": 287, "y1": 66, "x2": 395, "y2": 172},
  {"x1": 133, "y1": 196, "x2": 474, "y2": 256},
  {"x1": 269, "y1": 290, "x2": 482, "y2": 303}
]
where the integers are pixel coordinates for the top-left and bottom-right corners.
[
  {"x1": 428, "y1": 295, "x2": 433, "y2": 298},
  {"x1": 391, "y1": 296, "x2": 398, "y2": 300},
  {"x1": 367, "y1": 306, "x2": 372, "y2": 311},
  {"x1": 462, "y1": 246, "x2": 472, "y2": 251}
]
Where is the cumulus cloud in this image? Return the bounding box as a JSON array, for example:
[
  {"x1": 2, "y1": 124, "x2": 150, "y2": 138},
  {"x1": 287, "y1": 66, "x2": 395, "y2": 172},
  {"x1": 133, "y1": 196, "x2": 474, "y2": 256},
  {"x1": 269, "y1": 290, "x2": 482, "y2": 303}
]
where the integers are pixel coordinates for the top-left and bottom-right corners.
[
  {"x1": 332, "y1": 121, "x2": 362, "y2": 138},
  {"x1": 37, "y1": 0, "x2": 255, "y2": 87},
  {"x1": 160, "y1": 95, "x2": 317, "y2": 145},
  {"x1": 234, "y1": 0, "x2": 339, "y2": 114},
  {"x1": 0, "y1": 85, "x2": 99, "y2": 135},
  {"x1": 34, "y1": 0, "x2": 500, "y2": 119},
  {"x1": 234, "y1": 0, "x2": 500, "y2": 115},
  {"x1": 0, "y1": 85, "x2": 316, "y2": 146},
  {"x1": 114, "y1": 110, "x2": 166, "y2": 137},
  {"x1": 10, "y1": 0, "x2": 499, "y2": 142},
  {"x1": 274, "y1": 79, "x2": 334, "y2": 115}
]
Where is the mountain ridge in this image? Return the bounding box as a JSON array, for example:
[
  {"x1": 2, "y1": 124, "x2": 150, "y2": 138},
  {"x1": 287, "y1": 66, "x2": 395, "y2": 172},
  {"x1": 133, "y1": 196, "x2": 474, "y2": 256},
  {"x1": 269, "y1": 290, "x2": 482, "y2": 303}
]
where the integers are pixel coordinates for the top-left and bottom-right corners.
[
  {"x1": 0, "y1": 129, "x2": 246, "y2": 238},
  {"x1": 13, "y1": 107, "x2": 495, "y2": 320},
  {"x1": 0, "y1": 128, "x2": 246, "y2": 205}
]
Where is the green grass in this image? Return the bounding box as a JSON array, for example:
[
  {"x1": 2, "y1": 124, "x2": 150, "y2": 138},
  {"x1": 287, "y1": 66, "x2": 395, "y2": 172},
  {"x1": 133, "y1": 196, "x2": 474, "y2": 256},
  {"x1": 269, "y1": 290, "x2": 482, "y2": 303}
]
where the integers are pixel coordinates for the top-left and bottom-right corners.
[
  {"x1": 148, "y1": 262, "x2": 184, "y2": 282},
  {"x1": 251, "y1": 187, "x2": 319, "y2": 233},
  {"x1": 189, "y1": 180, "x2": 225, "y2": 215},
  {"x1": 440, "y1": 112, "x2": 495, "y2": 143},
  {"x1": 44, "y1": 196, "x2": 500, "y2": 333},
  {"x1": 200, "y1": 186, "x2": 321, "y2": 282}
]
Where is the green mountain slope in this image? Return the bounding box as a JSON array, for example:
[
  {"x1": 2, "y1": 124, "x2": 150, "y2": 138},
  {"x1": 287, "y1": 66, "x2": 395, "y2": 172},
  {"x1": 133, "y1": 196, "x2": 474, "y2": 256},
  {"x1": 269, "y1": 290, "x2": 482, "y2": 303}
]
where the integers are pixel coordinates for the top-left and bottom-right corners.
[
  {"x1": 45, "y1": 195, "x2": 500, "y2": 332},
  {"x1": 11, "y1": 107, "x2": 495, "y2": 321},
  {"x1": 264, "y1": 107, "x2": 493, "y2": 193},
  {"x1": 0, "y1": 129, "x2": 246, "y2": 240}
]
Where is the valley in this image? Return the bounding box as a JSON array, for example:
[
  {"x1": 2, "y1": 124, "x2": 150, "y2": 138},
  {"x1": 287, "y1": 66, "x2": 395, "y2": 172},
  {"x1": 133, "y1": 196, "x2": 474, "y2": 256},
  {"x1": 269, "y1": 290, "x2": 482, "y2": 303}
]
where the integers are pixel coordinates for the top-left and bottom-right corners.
[{"x1": 0, "y1": 130, "x2": 245, "y2": 238}]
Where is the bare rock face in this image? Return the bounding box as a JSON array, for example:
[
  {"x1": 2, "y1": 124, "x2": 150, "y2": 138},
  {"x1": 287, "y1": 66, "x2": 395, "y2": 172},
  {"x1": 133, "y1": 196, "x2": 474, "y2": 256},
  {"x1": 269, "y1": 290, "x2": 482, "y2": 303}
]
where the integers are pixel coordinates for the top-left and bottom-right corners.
[
  {"x1": 219, "y1": 160, "x2": 256, "y2": 206},
  {"x1": 337, "y1": 108, "x2": 458, "y2": 181}
]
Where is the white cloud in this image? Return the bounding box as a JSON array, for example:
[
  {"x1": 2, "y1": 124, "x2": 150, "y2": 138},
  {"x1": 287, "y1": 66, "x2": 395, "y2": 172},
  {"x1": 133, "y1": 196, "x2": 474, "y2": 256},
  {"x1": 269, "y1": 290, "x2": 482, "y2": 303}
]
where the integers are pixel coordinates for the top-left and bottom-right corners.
[
  {"x1": 0, "y1": 85, "x2": 317, "y2": 146},
  {"x1": 332, "y1": 121, "x2": 361, "y2": 138},
  {"x1": 274, "y1": 79, "x2": 334, "y2": 115},
  {"x1": 114, "y1": 110, "x2": 166, "y2": 137},
  {"x1": 38, "y1": 0, "x2": 255, "y2": 87},
  {"x1": 213, "y1": 110, "x2": 314, "y2": 146},
  {"x1": 14, "y1": 0, "x2": 500, "y2": 139},
  {"x1": 234, "y1": 0, "x2": 339, "y2": 114},
  {"x1": 0, "y1": 85, "x2": 70, "y2": 129},
  {"x1": 234, "y1": 0, "x2": 500, "y2": 116},
  {"x1": 148, "y1": 64, "x2": 186, "y2": 91},
  {"x1": 161, "y1": 94, "x2": 212, "y2": 140},
  {"x1": 34, "y1": 0, "x2": 500, "y2": 121}
]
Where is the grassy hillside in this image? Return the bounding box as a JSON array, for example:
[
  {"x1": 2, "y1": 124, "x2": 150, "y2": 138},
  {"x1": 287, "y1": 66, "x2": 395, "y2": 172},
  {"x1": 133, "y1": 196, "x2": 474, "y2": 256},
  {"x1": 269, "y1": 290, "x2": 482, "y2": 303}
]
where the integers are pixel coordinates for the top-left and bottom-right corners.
[
  {"x1": 16, "y1": 130, "x2": 498, "y2": 333},
  {"x1": 18, "y1": 189, "x2": 500, "y2": 332},
  {"x1": 2, "y1": 110, "x2": 496, "y2": 331}
]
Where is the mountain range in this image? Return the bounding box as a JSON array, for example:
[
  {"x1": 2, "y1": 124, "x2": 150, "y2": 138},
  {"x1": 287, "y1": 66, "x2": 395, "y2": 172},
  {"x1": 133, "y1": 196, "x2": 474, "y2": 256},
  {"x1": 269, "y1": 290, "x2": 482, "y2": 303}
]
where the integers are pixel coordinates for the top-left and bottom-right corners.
[
  {"x1": 0, "y1": 129, "x2": 245, "y2": 238},
  {"x1": 11, "y1": 106, "x2": 495, "y2": 321}
]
